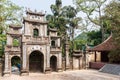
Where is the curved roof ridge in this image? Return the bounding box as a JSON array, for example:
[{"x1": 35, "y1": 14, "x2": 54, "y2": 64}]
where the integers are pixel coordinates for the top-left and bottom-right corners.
[{"x1": 87, "y1": 34, "x2": 115, "y2": 51}]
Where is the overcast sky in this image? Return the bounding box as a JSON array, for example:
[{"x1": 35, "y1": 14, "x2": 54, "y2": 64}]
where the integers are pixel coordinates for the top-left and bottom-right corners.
[{"x1": 11, "y1": 0, "x2": 74, "y2": 14}]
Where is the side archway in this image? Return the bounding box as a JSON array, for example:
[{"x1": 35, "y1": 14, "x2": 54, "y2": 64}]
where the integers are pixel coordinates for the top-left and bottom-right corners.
[
  {"x1": 29, "y1": 50, "x2": 44, "y2": 72},
  {"x1": 11, "y1": 56, "x2": 21, "y2": 74},
  {"x1": 50, "y1": 56, "x2": 57, "y2": 71}
]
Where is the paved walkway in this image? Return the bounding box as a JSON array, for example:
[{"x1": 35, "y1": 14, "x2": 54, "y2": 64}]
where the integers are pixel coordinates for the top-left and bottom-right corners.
[{"x1": 0, "y1": 70, "x2": 120, "y2": 80}]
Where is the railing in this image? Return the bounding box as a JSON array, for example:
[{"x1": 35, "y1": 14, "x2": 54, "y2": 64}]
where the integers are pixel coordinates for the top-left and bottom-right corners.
[
  {"x1": 50, "y1": 47, "x2": 61, "y2": 52},
  {"x1": 5, "y1": 46, "x2": 21, "y2": 52},
  {"x1": 8, "y1": 30, "x2": 22, "y2": 34},
  {"x1": 22, "y1": 35, "x2": 49, "y2": 43}
]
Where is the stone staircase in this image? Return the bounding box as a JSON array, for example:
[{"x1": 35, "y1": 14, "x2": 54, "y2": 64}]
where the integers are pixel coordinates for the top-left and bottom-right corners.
[{"x1": 99, "y1": 64, "x2": 120, "y2": 75}]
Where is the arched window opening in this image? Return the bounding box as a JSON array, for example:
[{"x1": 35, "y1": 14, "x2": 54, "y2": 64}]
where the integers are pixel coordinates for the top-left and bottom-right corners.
[
  {"x1": 13, "y1": 38, "x2": 20, "y2": 46},
  {"x1": 51, "y1": 40, "x2": 55, "y2": 47},
  {"x1": 33, "y1": 28, "x2": 39, "y2": 37}
]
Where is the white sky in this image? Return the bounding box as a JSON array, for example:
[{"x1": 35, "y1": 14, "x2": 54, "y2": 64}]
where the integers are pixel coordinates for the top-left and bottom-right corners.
[{"x1": 11, "y1": 0, "x2": 74, "y2": 14}]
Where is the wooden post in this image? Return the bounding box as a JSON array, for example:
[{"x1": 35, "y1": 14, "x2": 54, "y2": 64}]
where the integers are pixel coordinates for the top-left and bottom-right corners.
[{"x1": 95, "y1": 51, "x2": 97, "y2": 62}]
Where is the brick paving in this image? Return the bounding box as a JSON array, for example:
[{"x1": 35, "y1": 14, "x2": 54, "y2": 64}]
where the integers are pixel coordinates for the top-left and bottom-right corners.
[{"x1": 0, "y1": 70, "x2": 120, "y2": 80}]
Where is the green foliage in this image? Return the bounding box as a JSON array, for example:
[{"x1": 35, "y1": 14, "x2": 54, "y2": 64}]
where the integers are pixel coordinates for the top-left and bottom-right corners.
[
  {"x1": 87, "y1": 30, "x2": 102, "y2": 46},
  {"x1": 0, "y1": 34, "x2": 6, "y2": 41},
  {"x1": 62, "y1": 5, "x2": 77, "y2": 19},
  {"x1": 0, "y1": 34, "x2": 6, "y2": 56},
  {"x1": 102, "y1": 1, "x2": 120, "y2": 63},
  {"x1": 73, "y1": 0, "x2": 120, "y2": 64},
  {"x1": 71, "y1": 32, "x2": 88, "y2": 50},
  {"x1": 47, "y1": 0, "x2": 82, "y2": 56},
  {"x1": 0, "y1": 0, "x2": 22, "y2": 56},
  {"x1": 104, "y1": 1, "x2": 120, "y2": 44},
  {"x1": 11, "y1": 56, "x2": 21, "y2": 66},
  {"x1": 0, "y1": 0, "x2": 23, "y2": 34},
  {"x1": 74, "y1": 40, "x2": 87, "y2": 50},
  {"x1": 73, "y1": 31, "x2": 102, "y2": 50},
  {"x1": 108, "y1": 50, "x2": 120, "y2": 63},
  {"x1": 33, "y1": 29, "x2": 39, "y2": 37},
  {"x1": 13, "y1": 39, "x2": 19, "y2": 47},
  {"x1": 46, "y1": 0, "x2": 82, "y2": 37},
  {"x1": 73, "y1": 0, "x2": 107, "y2": 41},
  {"x1": 75, "y1": 32, "x2": 87, "y2": 40}
]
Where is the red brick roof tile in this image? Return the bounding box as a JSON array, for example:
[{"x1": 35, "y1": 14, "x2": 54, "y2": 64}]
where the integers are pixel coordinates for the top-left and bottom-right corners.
[{"x1": 87, "y1": 35, "x2": 116, "y2": 51}]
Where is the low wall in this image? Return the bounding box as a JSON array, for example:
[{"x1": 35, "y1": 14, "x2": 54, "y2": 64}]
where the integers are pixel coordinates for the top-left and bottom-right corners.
[
  {"x1": 62, "y1": 60, "x2": 66, "y2": 71},
  {"x1": 62, "y1": 58, "x2": 73, "y2": 70},
  {"x1": 89, "y1": 62, "x2": 106, "y2": 69}
]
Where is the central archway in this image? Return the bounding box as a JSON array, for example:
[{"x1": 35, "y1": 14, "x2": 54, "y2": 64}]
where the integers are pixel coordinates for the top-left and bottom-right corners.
[{"x1": 29, "y1": 51, "x2": 44, "y2": 72}]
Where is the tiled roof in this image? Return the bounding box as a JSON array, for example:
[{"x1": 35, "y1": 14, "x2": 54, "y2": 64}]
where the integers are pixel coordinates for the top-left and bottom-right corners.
[
  {"x1": 49, "y1": 28, "x2": 57, "y2": 32},
  {"x1": 26, "y1": 10, "x2": 45, "y2": 16},
  {"x1": 87, "y1": 35, "x2": 116, "y2": 51},
  {"x1": 7, "y1": 32, "x2": 22, "y2": 36},
  {"x1": 9, "y1": 24, "x2": 22, "y2": 29},
  {"x1": 23, "y1": 18, "x2": 48, "y2": 24}
]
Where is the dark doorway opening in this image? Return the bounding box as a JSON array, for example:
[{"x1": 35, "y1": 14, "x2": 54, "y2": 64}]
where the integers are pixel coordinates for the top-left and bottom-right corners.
[
  {"x1": 101, "y1": 51, "x2": 109, "y2": 62},
  {"x1": 33, "y1": 28, "x2": 39, "y2": 37},
  {"x1": 51, "y1": 40, "x2": 55, "y2": 48},
  {"x1": 50, "y1": 56, "x2": 57, "y2": 71},
  {"x1": 11, "y1": 56, "x2": 21, "y2": 74},
  {"x1": 29, "y1": 51, "x2": 44, "y2": 72}
]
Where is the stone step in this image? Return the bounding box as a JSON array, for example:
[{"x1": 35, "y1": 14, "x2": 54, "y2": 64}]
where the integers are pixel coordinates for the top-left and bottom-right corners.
[{"x1": 99, "y1": 64, "x2": 120, "y2": 75}]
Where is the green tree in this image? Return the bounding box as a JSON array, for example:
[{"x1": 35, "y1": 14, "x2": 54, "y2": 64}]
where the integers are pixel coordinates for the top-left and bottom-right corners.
[
  {"x1": 87, "y1": 30, "x2": 102, "y2": 46},
  {"x1": 73, "y1": 0, "x2": 108, "y2": 41},
  {"x1": 74, "y1": 32, "x2": 88, "y2": 50},
  {"x1": 0, "y1": 34, "x2": 6, "y2": 56},
  {"x1": 103, "y1": 1, "x2": 120, "y2": 63},
  {"x1": 0, "y1": 0, "x2": 23, "y2": 34},
  {"x1": 46, "y1": 0, "x2": 67, "y2": 36},
  {"x1": 46, "y1": 0, "x2": 82, "y2": 56},
  {"x1": 61, "y1": 5, "x2": 82, "y2": 54},
  {"x1": 13, "y1": 38, "x2": 20, "y2": 47},
  {"x1": 46, "y1": 0, "x2": 67, "y2": 57},
  {"x1": 0, "y1": 0, "x2": 23, "y2": 56}
]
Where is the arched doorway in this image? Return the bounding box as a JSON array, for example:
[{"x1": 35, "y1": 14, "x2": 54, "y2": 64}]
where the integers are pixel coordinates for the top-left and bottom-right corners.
[
  {"x1": 11, "y1": 56, "x2": 21, "y2": 74},
  {"x1": 29, "y1": 51, "x2": 44, "y2": 72},
  {"x1": 50, "y1": 56, "x2": 57, "y2": 71}
]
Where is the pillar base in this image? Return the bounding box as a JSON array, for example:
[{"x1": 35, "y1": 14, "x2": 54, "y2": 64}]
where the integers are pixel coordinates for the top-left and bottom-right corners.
[
  {"x1": 3, "y1": 71, "x2": 10, "y2": 76},
  {"x1": 57, "y1": 68, "x2": 62, "y2": 72},
  {"x1": 65, "y1": 66, "x2": 70, "y2": 71},
  {"x1": 45, "y1": 67, "x2": 51, "y2": 74},
  {"x1": 72, "y1": 68, "x2": 80, "y2": 70},
  {"x1": 20, "y1": 70, "x2": 29, "y2": 76}
]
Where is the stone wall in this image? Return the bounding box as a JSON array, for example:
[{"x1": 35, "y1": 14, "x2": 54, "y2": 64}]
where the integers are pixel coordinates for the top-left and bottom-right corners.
[
  {"x1": 89, "y1": 62, "x2": 105, "y2": 69},
  {"x1": 69, "y1": 59, "x2": 73, "y2": 70},
  {"x1": 0, "y1": 58, "x2": 3, "y2": 76},
  {"x1": 62, "y1": 58, "x2": 65, "y2": 71}
]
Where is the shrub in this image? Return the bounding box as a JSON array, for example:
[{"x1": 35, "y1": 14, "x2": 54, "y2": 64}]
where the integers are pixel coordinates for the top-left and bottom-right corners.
[{"x1": 108, "y1": 50, "x2": 120, "y2": 63}]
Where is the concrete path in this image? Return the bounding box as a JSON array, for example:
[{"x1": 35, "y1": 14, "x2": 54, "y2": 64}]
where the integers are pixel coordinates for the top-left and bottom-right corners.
[{"x1": 0, "y1": 70, "x2": 120, "y2": 80}]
